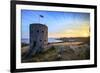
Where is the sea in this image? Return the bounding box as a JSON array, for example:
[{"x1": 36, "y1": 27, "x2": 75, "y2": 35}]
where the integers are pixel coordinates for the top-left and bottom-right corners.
[
  {"x1": 48, "y1": 38, "x2": 62, "y2": 43},
  {"x1": 21, "y1": 38, "x2": 62, "y2": 44}
]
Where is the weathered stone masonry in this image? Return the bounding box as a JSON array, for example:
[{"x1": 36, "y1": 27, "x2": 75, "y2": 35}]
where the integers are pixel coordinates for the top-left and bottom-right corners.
[{"x1": 30, "y1": 23, "x2": 48, "y2": 55}]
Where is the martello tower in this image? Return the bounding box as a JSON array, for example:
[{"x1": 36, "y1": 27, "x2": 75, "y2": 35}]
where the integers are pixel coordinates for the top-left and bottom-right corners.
[{"x1": 30, "y1": 23, "x2": 48, "y2": 55}]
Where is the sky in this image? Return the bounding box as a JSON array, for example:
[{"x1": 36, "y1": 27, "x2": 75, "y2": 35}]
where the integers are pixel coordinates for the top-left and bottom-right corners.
[{"x1": 21, "y1": 10, "x2": 90, "y2": 39}]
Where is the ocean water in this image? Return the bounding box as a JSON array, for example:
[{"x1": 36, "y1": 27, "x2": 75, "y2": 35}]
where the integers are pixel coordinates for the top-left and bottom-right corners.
[
  {"x1": 21, "y1": 38, "x2": 29, "y2": 44},
  {"x1": 48, "y1": 38, "x2": 62, "y2": 43},
  {"x1": 21, "y1": 38, "x2": 62, "y2": 44}
]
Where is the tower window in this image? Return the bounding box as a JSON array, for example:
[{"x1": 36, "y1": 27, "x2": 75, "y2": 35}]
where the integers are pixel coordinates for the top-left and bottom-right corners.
[
  {"x1": 42, "y1": 31, "x2": 44, "y2": 33},
  {"x1": 40, "y1": 40, "x2": 42, "y2": 42},
  {"x1": 37, "y1": 30, "x2": 39, "y2": 32}
]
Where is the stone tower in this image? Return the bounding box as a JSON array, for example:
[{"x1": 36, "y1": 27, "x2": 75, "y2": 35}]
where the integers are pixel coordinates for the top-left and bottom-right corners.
[{"x1": 30, "y1": 23, "x2": 48, "y2": 55}]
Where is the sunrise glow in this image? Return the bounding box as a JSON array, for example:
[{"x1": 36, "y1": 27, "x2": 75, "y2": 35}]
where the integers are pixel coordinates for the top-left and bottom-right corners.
[{"x1": 48, "y1": 24, "x2": 90, "y2": 38}]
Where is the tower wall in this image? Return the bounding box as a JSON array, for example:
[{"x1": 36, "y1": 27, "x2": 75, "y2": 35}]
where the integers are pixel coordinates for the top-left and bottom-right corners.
[{"x1": 30, "y1": 23, "x2": 48, "y2": 55}]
